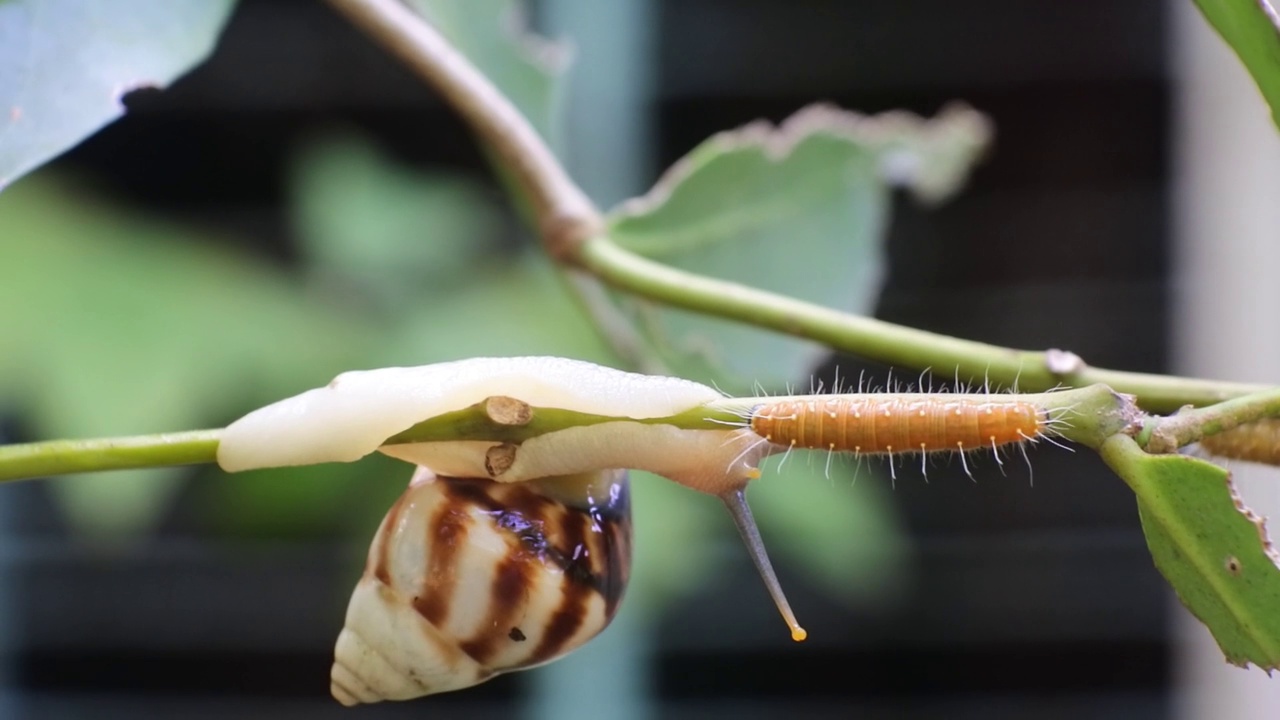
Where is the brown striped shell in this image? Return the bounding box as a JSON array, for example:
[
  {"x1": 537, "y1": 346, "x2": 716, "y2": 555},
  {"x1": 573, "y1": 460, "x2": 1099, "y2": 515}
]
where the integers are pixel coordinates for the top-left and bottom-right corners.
[{"x1": 330, "y1": 467, "x2": 631, "y2": 705}]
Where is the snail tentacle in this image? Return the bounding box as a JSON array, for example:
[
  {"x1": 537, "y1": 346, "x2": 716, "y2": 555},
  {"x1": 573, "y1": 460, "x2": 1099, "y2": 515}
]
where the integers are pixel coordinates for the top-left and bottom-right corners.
[{"x1": 719, "y1": 488, "x2": 807, "y2": 643}]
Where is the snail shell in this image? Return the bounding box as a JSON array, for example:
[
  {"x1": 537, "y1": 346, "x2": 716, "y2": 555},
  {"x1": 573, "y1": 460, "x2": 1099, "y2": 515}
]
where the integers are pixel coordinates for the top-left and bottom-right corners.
[{"x1": 330, "y1": 466, "x2": 632, "y2": 705}]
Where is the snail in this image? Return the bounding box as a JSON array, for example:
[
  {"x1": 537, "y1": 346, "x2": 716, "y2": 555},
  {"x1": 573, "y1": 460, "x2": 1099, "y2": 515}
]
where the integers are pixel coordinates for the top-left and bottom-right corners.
[{"x1": 217, "y1": 356, "x2": 806, "y2": 704}]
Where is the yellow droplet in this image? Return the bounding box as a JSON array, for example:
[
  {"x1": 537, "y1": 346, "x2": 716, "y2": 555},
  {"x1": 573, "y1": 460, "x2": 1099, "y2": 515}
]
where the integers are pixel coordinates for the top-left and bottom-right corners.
[{"x1": 791, "y1": 626, "x2": 808, "y2": 642}]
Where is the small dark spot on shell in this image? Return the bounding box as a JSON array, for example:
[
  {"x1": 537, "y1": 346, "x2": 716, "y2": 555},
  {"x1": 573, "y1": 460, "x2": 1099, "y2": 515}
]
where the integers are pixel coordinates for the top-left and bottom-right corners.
[
  {"x1": 1226, "y1": 556, "x2": 1243, "y2": 576},
  {"x1": 509, "y1": 627, "x2": 526, "y2": 642}
]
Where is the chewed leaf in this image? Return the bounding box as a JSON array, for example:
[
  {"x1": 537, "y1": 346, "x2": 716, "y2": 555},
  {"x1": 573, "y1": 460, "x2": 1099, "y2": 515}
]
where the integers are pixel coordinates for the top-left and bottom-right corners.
[
  {"x1": 0, "y1": 0, "x2": 236, "y2": 190},
  {"x1": 865, "y1": 103, "x2": 993, "y2": 204},
  {"x1": 612, "y1": 103, "x2": 991, "y2": 236},
  {"x1": 1102, "y1": 435, "x2": 1280, "y2": 670},
  {"x1": 406, "y1": 0, "x2": 568, "y2": 152},
  {"x1": 606, "y1": 104, "x2": 990, "y2": 390}
]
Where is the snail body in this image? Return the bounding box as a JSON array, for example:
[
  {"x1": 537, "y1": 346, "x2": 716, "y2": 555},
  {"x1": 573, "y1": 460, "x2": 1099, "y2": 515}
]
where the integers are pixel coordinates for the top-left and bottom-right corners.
[
  {"x1": 218, "y1": 355, "x2": 763, "y2": 494},
  {"x1": 331, "y1": 467, "x2": 632, "y2": 705}
]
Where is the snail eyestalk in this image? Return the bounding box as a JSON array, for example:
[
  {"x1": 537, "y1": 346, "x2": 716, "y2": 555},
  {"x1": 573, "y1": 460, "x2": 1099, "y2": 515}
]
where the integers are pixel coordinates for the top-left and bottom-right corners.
[{"x1": 719, "y1": 488, "x2": 808, "y2": 643}]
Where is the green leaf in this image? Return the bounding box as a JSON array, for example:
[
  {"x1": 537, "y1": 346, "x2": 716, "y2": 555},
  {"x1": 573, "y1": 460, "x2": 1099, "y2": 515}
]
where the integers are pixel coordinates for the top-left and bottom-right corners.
[
  {"x1": 1102, "y1": 434, "x2": 1280, "y2": 670},
  {"x1": 0, "y1": 0, "x2": 236, "y2": 190},
  {"x1": 405, "y1": 0, "x2": 568, "y2": 151},
  {"x1": 1193, "y1": 0, "x2": 1280, "y2": 131},
  {"x1": 291, "y1": 133, "x2": 505, "y2": 311},
  {"x1": 0, "y1": 177, "x2": 374, "y2": 538},
  {"x1": 606, "y1": 104, "x2": 990, "y2": 390}
]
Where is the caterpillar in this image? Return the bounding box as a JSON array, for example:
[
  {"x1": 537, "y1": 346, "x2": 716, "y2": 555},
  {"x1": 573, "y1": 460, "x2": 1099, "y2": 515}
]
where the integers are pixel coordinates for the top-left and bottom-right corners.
[
  {"x1": 743, "y1": 393, "x2": 1069, "y2": 479},
  {"x1": 1199, "y1": 418, "x2": 1280, "y2": 466}
]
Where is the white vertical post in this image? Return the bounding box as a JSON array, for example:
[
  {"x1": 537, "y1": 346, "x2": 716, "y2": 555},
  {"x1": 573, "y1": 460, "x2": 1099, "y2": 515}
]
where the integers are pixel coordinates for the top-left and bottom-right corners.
[
  {"x1": 527, "y1": 1, "x2": 655, "y2": 719},
  {"x1": 539, "y1": 0, "x2": 654, "y2": 209},
  {"x1": 1169, "y1": 3, "x2": 1280, "y2": 718}
]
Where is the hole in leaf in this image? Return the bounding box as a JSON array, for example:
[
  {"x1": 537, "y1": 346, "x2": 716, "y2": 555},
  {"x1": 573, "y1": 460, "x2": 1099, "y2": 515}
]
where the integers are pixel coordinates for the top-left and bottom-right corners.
[{"x1": 1225, "y1": 555, "x2": 1243, "y2": 576}]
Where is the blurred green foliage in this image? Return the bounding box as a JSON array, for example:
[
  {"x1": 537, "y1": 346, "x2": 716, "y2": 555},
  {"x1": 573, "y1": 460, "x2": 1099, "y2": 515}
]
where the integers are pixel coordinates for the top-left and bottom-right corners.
[
  {"x1": 0, "y1": 0, "x2": 237, "y2": 189},
  {"x1": 406, "y1": 0, "x2": 568, "y2": 152},
  {"x1": 0, "y1": 176, "x2": 372, "y2": 536}
]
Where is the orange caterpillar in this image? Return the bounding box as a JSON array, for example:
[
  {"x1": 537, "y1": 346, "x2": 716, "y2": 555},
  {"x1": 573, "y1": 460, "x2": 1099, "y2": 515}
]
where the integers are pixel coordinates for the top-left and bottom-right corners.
[
  {"x1": 746, "y1": 393, "x2": 1065, "y2": 478},
  {"x1": 1200, "y1": 418, "x2": 1280, "y2": 466}
]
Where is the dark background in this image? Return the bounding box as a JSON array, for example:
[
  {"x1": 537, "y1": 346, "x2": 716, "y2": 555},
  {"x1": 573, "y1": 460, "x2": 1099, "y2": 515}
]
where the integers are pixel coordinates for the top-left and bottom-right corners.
[{"x1": 4, "y1": 1, "x2": 1170, "y2": 717}]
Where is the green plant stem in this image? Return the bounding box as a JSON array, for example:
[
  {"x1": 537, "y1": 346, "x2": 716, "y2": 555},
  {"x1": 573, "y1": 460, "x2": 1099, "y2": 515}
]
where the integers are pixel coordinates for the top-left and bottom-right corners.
[
  {"x1": 0, "y1": 383, "x2": 1145, "y2": 482},
  {"x1": 0, "y1": 430, "x2": 221, "y2": 483},
  {"x1": 1142, "y1": 388, "x2": 1280, "y2": 453},
  {"x1": 572, "y1": 235, "x2": 1270, "y2": 414}
]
